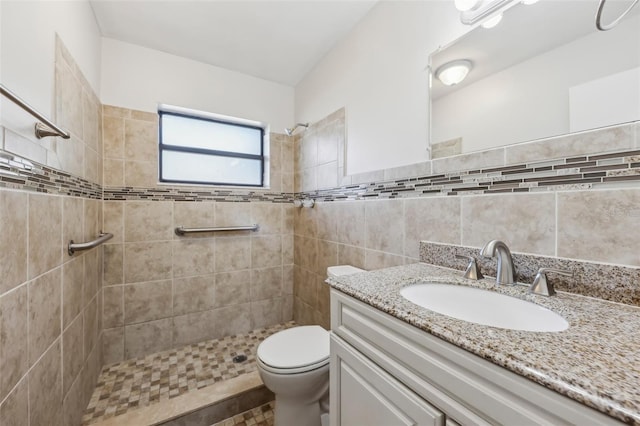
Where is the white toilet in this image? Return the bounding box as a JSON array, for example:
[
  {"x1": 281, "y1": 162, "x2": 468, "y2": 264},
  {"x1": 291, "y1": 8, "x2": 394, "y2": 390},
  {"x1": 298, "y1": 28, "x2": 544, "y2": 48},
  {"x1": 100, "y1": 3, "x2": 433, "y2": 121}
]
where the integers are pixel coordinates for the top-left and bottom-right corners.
[{"x1": 256, "y1": 265, "x2": 364, "y2": 426}]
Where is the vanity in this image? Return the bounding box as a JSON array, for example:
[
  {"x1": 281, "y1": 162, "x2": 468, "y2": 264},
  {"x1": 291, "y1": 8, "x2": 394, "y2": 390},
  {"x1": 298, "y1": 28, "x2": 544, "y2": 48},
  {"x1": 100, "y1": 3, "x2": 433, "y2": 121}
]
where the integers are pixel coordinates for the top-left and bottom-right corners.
[{"x1": 327, "y1": 263, "x2": 640, "y2": 425}]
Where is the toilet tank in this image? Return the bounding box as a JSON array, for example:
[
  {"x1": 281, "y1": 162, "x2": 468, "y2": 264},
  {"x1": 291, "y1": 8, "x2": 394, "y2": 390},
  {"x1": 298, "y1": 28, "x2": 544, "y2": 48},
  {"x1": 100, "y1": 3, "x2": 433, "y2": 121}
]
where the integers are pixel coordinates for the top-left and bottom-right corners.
[{"x1": 327, "y1": 265, "x2": 364, "y2": 278}]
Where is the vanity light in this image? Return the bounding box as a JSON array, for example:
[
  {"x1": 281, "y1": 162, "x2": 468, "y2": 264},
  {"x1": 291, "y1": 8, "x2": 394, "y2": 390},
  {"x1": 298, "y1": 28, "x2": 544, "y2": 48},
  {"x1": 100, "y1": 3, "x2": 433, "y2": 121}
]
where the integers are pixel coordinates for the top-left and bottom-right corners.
[
  {"x1": 481, "y1": 13, "x2": 503, "y2": 28},
  {"x1": 435, "y1": 60, "x2": 473, "y2": 86},
  {"x1": 455, "y1": 0, "x2": 481, "y2": 12}
]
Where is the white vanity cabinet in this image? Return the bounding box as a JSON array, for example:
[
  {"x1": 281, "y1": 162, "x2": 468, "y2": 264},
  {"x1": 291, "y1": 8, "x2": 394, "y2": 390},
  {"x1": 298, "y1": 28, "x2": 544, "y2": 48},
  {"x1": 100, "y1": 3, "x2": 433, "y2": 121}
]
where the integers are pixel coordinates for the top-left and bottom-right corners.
[{"x1": 330, "y1": 290, "x2": 621, "y2": 426}]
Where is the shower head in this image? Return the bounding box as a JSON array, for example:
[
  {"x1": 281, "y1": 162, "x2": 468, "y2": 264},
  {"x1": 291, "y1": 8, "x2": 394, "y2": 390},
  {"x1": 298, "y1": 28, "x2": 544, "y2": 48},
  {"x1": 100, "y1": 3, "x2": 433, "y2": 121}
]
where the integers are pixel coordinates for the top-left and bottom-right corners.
[{"x1": 285, "y1": 122, "x2": 309, "y2": 136}]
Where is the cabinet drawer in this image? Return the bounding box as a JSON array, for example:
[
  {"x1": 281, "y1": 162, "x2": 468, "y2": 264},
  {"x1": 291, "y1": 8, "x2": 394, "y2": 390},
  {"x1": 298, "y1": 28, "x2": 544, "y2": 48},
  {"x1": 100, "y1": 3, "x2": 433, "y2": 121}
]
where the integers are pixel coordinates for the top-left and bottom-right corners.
[
  {"x1": 331, "y1": 334, "x2": 444, "y2": 426},
  {"x1": 331, "y1": 290, "x2": 620, "y2": 425}
]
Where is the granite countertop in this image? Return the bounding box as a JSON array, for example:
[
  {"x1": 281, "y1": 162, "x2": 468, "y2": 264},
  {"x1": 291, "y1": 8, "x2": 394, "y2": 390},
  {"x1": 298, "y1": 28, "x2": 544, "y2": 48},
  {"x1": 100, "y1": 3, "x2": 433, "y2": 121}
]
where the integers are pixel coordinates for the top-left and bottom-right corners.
[{"x1": 326, "y1": 262, "x2": 640, "y2": 424}]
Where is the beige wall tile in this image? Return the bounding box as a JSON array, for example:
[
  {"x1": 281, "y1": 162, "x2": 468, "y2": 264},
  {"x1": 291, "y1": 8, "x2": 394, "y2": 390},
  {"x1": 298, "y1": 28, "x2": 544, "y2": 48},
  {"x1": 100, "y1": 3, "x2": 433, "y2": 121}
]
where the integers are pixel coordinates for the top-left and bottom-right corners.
[
  {"x1": 174, "y1": 275, "x2": 216, "y2": 315},
  {"x1": 212, "y1": 304, "x2": 252, "y2": 338},
  {"x1": 171, "y1": 310, "x2": 216, "y2": 347},
  {"x1": 294, "y1": 235, "x2": 317, "y2": 272},
  {"x1": 404, "y1": 197, "x2": 461, "y2": 258},
  {"x1": 62, "y1": 256, "x2": 84, "y2": 328},
  {"x1": 103, "y1": 285, "x2": 124, "y2": 328},
  {"x1": 62, "y1": 197, "x2": 83, "y2": 260},
  {"x1": 29, "y1": 340, "x2": 63, "y2": 426},
  {"x1": 558, "y1": 189, "x2": 640, "y2": 266},
  {"x1": 282, "y1": 172, "x2": 294, "y2": 193},
  {"x1": 251, "y1": 203, "x2": 282, "y2": 235},
  {"x1": 84, "y1": 296, "x2": 98, "y2": 359},
  {"x1": 432, "y1": 147, "x2": 504, "y2": 174},
  {"x1": 103, "y1": 201, "x2": 124, "y2": 243},
  {"x1": 124, "y1": 241, "x2": 172, "y2": 283},
  {"x1": 0, "y1": 377, "x2": 27, "y2": 426},
  {"x1": 124, "y1": 280, "x2": 173, "y2": 324},
  {"x1": 103, "y1": 115, "x2": 124, "y2": 159},
  {"x1": 294, "y1": 206, "x2": 317, "y2": 238},
  {"x1": 131, "y1": 110, "x2": 158, "y2": 122},
  {"x1": 56, "y1": 62, "x2": 83, "y2": 139},
  {"x1": 461, "y1": 193, "x2": 556, "y2": 256},
  {"x1": 62, "y1": 363, "x2": 85, "y2": 426},
  {"x1": 28, "y1": 194, "x2": 62, "y2": 279},
  {"x1": 270, "y1": 134, "x2": 282, "y2": 173},
  {"x1": 85, "y1": 146, "x2": 99, "y2": 184},
  {"x1": 124, "y1": 119, "x2": 157, "y2": 161},
  {"x1": 299, "y1": 133, "x2": 317, "y2": 169},
  {"x1": 250, "y1": 267, "x2": 282, "y2": 301},
  {"x1": 56, "y1": 134, "x2": 84, "y2": 178},
  {"x1": 173, "y1": 201, "x2": 215, "y2": 236},
  {"x1": 283, "y1": 265, "x2": 294, "y2": 295},
  {"x1": 282, "y1": 234, "x2": 294, "y2": 264},
  {"x1": 293, "y1": 298, "x2": 315, "y2": 326},
  {"x1": 316, "y1": 161, "x2": 338, "y2": 190},
  {"x1": 0, "y1": 190, "x2": 27, "y2": 294},
  {"x1": 84, "y1": 249, "x2": 100, "y2": 303},
  {"x1": 125, "y1": 201, "x2": 173, "y2": 242},
  {"x1": 294, "y1": 266, "x2": 316, "y2": 307},
  {"x1": 364, "y1": 250, "x2": 405, "y2": 271},
  {"x1": 214, "y1": 271, "x2": 251, "y2": 307},
  {"x1": 0, "y1": 285, "x2": 28, "y2": 401},
  {"x1": 215, "y1": 203, "x2": 252, "y2": 236},
  {"x1": 104, "y1": 159, "x2": 124, "y2": 187},
  {"x1": 250, "y1": 298, "x2": 281, "y2": 329},
  {"x1": 365, "y1": 200, "x2": 404, "y2": 255},
  {"x1": 316, "y1": 240, "x2": 338, "y2": 276},
  {"x1": 281, "y1": 295, "x2": 293, "y2": 322},
  {"x1": 62, "y1": 314, "x2": 83, "y2": 396},
  {"x1": 124, "y1": 160, "x2": 158, "y2": 187},
  {"x1": 315, "y1": 202, "x2": 337, "y2": 242},
  {"x1": 317, "y1": 123, "x2": 339, "y2": 165},
  {"x1": 29, "y1": 268, "x2": 62, "y2": 364},
  {"x1": 337, "y1": 244, "x2": 366, "y2": 270},
  {"x1": 104, "y1": 244, "x2": 124, "y2": 285},
  {"x1": 84, "y1": 198, "x2": 101, "y2": 243},
  {"x1": 251, "y1": 235, "x2": 282, "y2": 268},
  {"x1": 103, "y1": 105, "x2": 132, "y2": 119},
  {"x1": 506, "y1": 124, "x2": 635, "y2": 165},
  {"x1": 124, "y1": 318, "x2": 172, "y2": 359},
  {"x1": 215, "y1": 237, "x2": 251, "y2": 272},
  {"x1": 102, "y1": 327, "x2": 124, "y2": 365},
  {"x1": 335, "y1": 202, "x2": 364, "y2": 247},
  {"x1": 316, "y1": 278, "x2": 331, "y2": 325},
  {"x1": 282, "y1": 136, "x2": 294, "y2": 174},
  {"x1": 172, "y1": 238, "x2": 216, "y2": 277}
]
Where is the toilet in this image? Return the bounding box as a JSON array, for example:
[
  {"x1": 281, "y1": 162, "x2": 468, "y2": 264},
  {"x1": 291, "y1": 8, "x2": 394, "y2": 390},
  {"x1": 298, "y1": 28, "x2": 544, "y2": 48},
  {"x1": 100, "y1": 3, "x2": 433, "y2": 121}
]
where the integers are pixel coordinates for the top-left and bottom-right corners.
[{"x1": 256, "y1": 265, "x2": 364, "y2": 426}]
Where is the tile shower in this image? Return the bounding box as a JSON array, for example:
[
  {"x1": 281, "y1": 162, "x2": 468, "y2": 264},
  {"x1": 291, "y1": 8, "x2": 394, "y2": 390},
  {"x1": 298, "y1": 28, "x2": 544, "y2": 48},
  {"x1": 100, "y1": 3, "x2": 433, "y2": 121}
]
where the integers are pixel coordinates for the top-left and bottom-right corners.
[{"x1": 1, "y1": 34, "x2": 640, "y2": 426}]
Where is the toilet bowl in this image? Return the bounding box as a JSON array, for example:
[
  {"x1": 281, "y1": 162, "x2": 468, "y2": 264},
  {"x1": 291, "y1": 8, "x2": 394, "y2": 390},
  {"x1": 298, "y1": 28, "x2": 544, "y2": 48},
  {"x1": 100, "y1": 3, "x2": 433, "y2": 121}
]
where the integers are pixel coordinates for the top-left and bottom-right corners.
[{"x1": 256, "y1": 265, "x2": 364, "y2": 426}]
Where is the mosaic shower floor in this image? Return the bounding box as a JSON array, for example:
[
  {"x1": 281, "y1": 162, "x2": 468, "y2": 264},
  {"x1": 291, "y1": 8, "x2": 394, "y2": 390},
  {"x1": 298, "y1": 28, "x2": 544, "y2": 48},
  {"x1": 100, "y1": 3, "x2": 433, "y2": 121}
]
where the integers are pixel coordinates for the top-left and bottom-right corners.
[{"x1": 82, "y1": 322, "x2": 295, "y2": 425}]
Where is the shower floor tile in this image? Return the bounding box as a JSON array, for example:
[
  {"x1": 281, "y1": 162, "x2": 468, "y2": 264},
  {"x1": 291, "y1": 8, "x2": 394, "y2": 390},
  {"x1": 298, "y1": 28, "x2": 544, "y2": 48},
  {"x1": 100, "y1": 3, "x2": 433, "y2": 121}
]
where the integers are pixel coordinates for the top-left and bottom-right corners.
[
  {"x1": 211, "y1": 401, "x2": 275, "y2": 426},
  {"x1": 82, "y1": 322, "x2": 294, "y2": 425}
]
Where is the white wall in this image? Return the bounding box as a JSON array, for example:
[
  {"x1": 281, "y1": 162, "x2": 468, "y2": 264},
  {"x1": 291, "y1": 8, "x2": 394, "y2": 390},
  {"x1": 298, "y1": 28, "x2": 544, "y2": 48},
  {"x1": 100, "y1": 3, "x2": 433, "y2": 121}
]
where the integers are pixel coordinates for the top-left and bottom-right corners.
[
  {"x1": 100, "y1": 38, "x2": 295, "y2": 133},
  {"x1": 295, "y1": 1, "x2": 467, "y2": 175},
  {"x1": 1, "y1": 0, "x2": 102, "y2": 141}
]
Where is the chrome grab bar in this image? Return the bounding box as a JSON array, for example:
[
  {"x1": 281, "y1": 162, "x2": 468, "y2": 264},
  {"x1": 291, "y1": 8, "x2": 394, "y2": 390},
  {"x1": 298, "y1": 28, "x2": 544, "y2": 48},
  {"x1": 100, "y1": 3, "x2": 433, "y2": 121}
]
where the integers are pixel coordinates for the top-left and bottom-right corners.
[
  {"x1": 68, "y1": 232, "x2": 113, "y2": 256},
  {"x1": 0, "y1": 83, "x2": 71, "y2": 139},
  {"x1": 175, "y1": 224, "x2": 259, "y2": 236}
]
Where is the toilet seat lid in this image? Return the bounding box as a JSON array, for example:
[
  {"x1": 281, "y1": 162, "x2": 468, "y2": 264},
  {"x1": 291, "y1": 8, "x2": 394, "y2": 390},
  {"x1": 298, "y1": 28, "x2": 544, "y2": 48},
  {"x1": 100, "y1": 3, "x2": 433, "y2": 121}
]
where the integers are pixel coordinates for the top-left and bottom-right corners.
[{"x1": 257, "y1": 326, "x2": 329, "y2": 370}]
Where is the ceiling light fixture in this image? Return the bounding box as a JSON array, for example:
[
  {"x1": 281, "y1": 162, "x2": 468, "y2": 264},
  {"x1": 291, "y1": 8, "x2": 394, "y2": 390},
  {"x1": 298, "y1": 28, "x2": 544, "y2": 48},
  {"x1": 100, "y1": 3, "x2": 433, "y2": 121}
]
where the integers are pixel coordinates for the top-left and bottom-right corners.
[{"x1": 435, "y1": 60, "x2": 473, "y2": 86}]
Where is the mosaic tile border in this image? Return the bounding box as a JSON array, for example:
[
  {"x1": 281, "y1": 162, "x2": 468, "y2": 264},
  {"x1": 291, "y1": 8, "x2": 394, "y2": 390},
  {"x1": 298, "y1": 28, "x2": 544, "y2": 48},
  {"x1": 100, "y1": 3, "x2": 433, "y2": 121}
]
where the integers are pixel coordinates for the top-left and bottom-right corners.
[
  {"x1": 212, "y1": 401, "x2": 275, "y2": 426},
  {"x1": 103, "y1": 187, "x2": 294, "y2": 203},
  {"x1": 300, "y1": 148, "x2": 640, "y2": 202},
  {"x1": 420, "y1": 242, "x2": 640, "y2": 306},
  {"x1": 0, "y1": 149, "x2": 102, "y2": 199}
]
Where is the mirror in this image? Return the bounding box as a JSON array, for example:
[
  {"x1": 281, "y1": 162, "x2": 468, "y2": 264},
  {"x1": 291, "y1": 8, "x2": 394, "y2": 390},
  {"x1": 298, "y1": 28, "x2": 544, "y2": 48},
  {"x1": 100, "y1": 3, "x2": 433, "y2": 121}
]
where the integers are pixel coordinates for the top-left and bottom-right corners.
[{"x1": 429, "y1": 0, "x2": 640, "y2": 157}]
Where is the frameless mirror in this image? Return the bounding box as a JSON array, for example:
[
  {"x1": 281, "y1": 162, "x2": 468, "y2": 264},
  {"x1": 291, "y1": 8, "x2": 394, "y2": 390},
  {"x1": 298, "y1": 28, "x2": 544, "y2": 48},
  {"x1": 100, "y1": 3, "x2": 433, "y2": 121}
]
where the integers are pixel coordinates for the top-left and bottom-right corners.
[{"x1": 429, "y1": 0, "x2": 640, "y2": 158}]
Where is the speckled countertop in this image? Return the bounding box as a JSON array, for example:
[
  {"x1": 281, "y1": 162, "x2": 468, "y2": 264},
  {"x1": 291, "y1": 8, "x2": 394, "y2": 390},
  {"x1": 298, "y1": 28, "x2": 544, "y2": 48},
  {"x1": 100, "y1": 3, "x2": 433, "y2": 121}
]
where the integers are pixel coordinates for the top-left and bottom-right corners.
[{"x1": 326, "y1": 262, "x2": 640, "y2": 424}]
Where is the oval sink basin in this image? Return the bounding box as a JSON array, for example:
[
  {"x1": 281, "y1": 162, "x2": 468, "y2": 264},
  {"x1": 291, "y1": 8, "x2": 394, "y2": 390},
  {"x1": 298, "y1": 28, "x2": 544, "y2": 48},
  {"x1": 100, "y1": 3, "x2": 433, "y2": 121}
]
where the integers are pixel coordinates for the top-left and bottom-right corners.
[{"x1": 400, "y1": 283, "x2": 569, "y2": 332}]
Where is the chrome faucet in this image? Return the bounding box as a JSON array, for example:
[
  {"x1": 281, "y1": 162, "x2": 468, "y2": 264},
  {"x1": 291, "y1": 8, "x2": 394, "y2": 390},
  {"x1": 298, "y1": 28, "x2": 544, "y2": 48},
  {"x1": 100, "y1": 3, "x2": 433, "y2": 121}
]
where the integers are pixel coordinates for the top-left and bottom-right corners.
[{"x1": 479, "y1": 240, "x2": 516, "y2": 286}]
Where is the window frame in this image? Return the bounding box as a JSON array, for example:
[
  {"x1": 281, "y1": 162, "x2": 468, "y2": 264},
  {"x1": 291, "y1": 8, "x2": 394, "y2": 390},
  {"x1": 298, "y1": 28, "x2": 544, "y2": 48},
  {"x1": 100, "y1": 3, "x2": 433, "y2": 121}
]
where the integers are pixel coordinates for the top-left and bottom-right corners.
[{"x1": 158, "y1": 108, "x2": 266, "y2": 188}]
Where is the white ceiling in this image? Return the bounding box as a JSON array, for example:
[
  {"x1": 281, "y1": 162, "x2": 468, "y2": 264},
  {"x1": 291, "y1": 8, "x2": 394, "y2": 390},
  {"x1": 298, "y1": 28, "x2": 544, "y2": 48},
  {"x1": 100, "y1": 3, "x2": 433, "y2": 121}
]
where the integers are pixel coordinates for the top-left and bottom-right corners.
[{"x1": 90, "y1": 0, "x2": 378, "y2": 86}]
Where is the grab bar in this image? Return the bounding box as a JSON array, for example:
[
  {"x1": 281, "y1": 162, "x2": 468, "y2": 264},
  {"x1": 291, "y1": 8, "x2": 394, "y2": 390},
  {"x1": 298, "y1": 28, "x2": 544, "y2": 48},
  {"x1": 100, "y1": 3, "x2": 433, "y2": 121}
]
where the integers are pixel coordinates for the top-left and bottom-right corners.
[
  {"x1": 0, "y1": 83, "x2": 71, "y2": 139},
  {"x1": 175, "y1": 224, "x2": 259, "y2": 236},
  {"x1": 68, "y1": 232, "x2": 113, "y2": 256}
]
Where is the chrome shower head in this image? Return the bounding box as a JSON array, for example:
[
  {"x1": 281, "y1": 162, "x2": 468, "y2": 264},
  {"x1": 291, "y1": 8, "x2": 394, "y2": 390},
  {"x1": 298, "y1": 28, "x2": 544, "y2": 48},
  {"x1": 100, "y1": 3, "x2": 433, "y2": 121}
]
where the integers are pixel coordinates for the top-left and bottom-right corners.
[{"x1": 285, "y1": 122, "x2": 309, "y2": 136}]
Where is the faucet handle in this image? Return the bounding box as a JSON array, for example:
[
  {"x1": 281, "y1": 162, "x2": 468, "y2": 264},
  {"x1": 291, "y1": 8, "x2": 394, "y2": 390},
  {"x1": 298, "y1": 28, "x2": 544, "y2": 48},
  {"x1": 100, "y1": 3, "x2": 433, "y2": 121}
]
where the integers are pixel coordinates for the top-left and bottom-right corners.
[
  {"x1": 455, "y1": 254, "x2": 484, "y2": 280},
  {"x1": 530, "y1": 268, "x2": 573, "y2": 296}
]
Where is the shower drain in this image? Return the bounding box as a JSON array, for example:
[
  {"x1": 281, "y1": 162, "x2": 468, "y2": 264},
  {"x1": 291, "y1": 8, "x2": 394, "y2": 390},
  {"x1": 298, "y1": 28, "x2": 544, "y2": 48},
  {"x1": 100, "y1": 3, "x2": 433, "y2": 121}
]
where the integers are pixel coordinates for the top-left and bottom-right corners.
[{"x1": 232, "y1": 354, "x2": 248, "y2": 363}]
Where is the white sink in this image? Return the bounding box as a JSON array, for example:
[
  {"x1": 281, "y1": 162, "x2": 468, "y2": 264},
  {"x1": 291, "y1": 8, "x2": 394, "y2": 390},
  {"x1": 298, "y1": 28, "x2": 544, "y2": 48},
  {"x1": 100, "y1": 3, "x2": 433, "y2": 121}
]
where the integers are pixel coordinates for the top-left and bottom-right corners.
[{"x1": 400, "y1": 283, "x2": 569, "y2": 332}]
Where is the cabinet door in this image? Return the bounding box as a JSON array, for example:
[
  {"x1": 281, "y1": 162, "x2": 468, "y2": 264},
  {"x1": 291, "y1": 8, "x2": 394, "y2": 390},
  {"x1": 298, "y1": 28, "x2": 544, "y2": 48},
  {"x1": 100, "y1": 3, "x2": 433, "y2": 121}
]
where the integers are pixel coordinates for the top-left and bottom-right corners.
[{"x1": 331, "y1": 335, "x2": 445, "y2": 426}]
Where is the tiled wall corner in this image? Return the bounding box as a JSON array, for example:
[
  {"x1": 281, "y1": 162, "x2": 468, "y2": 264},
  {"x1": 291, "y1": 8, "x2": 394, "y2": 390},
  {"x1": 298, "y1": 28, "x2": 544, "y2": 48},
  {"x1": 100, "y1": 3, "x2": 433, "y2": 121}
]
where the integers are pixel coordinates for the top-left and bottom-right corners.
[{"x1": 294, "y1": 108, "x2": 345, "y2": 192}]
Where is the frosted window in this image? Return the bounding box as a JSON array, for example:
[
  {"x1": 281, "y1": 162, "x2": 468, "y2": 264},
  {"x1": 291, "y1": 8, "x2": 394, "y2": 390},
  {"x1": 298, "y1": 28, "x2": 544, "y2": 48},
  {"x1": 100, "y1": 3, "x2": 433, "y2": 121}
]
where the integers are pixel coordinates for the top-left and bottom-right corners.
[{"x1": 159, "y1": 109, "x2": 265, "y2": 187}]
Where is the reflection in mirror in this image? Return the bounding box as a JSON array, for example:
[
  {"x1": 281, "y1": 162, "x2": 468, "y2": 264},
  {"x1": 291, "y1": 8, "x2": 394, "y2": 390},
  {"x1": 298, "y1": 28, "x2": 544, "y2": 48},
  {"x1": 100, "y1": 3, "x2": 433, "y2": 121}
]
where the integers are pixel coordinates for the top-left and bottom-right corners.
[{"x1": 429, "y1": 0, "x2": 640, "y2": 157}]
